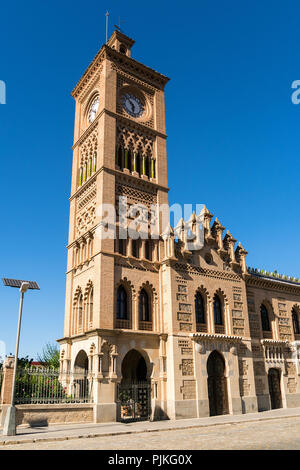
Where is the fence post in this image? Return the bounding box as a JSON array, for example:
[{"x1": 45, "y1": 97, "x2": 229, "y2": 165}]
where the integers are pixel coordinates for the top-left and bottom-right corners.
[{"x1": 0, "y1": 356, "x2": 15, "y2": 426}]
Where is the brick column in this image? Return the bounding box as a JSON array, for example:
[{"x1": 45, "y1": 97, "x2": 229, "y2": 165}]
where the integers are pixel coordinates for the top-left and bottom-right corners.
[{"x1": 1, "y1": 355, "x2": 15, "y2": 405}]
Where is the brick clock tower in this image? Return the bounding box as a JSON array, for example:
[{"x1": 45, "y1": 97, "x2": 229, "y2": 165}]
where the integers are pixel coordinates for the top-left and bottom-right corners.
[{"x1": 58, "y1": 30, "x2": 173, "y2": 422}]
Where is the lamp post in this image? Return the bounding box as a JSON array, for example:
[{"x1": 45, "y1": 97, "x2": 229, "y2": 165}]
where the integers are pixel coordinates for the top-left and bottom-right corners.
[{"x1": 2, "y1": 278, "x2": 40, "y2": 436}]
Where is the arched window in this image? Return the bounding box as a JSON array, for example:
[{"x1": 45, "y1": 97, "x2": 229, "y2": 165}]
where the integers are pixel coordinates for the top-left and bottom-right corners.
[
  {"x1": 260, "y1": 304, "x2": 271, "y2": 332},
  {"x1": 116, "y1": 286, "x2": 128, "y2": 320},
  {"x1": 292, "y1": 309, "x2": 300, "y2": 335},
  {"x1": 195, "y1": 292, "x2": 205, "y2": 324},
  {"x1": 213, "y1": 295, "x2": 223, "y2": 326},
  {"x1": 139, "y1": 289, "x2": 150, "y2": 322}
]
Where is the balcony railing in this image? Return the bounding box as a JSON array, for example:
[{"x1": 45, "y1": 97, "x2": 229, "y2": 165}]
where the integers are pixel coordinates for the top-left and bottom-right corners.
[
  {"x1": 215, "y1": 324, "x2": 225, "y2": 334},
  {"x1": 196, "y1": 323, "x2": 207, "y2": 333},
  {"x1": 139, "y1": 321, "x2": 153, "y2": 331},
  {"x1": 115, "y1": 319, "x2": 131, "y2": 329},
  {"x1": 262, "y1": 330, "x2": 273, "y2": 339}
]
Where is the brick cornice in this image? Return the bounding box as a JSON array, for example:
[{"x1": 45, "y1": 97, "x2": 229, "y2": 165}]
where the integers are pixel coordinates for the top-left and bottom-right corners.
[
  {"x1": 246, "y1": 274, "x2": 300, "y2": 295},
  {"x1": 72, "y1": 44, "x2": 170, "y2": 99}
]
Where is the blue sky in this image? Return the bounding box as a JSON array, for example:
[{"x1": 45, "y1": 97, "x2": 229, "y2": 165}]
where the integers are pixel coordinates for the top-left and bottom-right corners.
[{"x1": 0, "y1": 0, "x2": 300, "y2": 359}]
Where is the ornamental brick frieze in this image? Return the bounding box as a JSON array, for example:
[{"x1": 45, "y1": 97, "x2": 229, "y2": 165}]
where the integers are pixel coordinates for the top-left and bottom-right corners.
[
  {"x1": 116, "y1": 181, "x2": 157, "y2": 208},
  {"x1": 108, "y1": 49, "x2": 169, "y2": 89},
  {"x1": 77, "y1": 181, "x2": 97, "y2": 211},
  {"x1": 114, "y1": 257, "x2": 159, "y2": 273},
  {"x1": 246, "y1": 276, "x2": 300, "y2": 295},
  {"x1": 191, "y1": 332, "x2": 243, "y2": 355},
  {"x1": 174, "y1": 263, "x2": 241, "y2": 282},
  {"x1": 76, "y1": 202, "x2": 96, "y2": 236}
]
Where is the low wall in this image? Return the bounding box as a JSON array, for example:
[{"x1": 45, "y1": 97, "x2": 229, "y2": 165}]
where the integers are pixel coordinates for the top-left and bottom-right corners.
[{"x1": 0, "y1": 403, "x2": 94, "y2": 427}]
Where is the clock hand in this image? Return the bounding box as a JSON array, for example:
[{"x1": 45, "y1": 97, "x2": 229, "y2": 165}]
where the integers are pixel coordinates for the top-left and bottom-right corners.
[{"x1": 129, "y1": 100, "x2": 135, "y2": 113}]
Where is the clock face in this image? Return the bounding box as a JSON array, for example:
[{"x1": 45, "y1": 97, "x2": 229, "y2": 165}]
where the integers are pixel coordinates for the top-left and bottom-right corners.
[
  {"x1": 121, "y1": 93, "x2": 144, "y2": 118},
  {"x1": 88, "y1": 96, "x2": 99, "y2": 123}
]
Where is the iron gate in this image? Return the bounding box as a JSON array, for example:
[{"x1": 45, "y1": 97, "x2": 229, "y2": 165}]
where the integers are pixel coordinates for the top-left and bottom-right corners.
[{"x1": 118, "y1": 381, "x2": 151, "y2": 422}]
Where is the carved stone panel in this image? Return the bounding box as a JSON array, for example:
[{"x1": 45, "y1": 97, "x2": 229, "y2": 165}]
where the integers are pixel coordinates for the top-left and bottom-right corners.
[
  {"x1": 180, "y1": 380, "x2": 196, "y2": 399},
  {"x1": 181, "y1": 359, "x2": 194, "y2": 376}
]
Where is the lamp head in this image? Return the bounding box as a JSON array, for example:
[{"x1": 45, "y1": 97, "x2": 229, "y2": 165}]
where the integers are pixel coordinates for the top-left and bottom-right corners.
[{"x1": 20, "y1": 282, "x2": 30, "y2": 293}]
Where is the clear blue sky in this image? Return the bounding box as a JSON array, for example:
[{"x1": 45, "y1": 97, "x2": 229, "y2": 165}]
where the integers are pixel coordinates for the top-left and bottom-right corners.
[{"x1": 1, "y1": 0, "x2": 300, "y2": 359}]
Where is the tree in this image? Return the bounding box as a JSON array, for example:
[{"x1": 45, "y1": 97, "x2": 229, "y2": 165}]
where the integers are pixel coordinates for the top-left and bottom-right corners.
[{"x1": 37, "y1": 342, "x2": 60, "y2": 368}]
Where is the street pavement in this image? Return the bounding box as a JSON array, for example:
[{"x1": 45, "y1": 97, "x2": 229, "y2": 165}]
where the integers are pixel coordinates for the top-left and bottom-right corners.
[{"x1": 1, "y1": 407, "x2": 300, "y2": 450}]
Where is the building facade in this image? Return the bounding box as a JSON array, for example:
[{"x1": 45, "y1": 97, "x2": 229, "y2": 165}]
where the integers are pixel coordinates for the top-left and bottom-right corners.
[{"x1": 58, "y1": 30, "x2": 300, "y2": 422}]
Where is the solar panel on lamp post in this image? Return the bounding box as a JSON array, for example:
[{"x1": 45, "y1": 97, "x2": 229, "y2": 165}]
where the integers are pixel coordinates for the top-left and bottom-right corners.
[{"x1": 2, "y1": 278, "x2": 40, "y2": 436}]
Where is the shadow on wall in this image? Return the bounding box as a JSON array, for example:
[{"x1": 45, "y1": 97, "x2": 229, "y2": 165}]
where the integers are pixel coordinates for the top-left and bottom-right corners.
[
  {"x1": 27, "y1": 418, "x2": 49, "y2": 428},
  {"x1": 152, "y1": 404, "x2": 169, "y2": 421}
]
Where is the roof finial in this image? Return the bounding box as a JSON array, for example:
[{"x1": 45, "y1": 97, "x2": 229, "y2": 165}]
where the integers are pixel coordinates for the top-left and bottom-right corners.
[{"x1": 114, "y1": 16, "x2": 125, "y2": 33}]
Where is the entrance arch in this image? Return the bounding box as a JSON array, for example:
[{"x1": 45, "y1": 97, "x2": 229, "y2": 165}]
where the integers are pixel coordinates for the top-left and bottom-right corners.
[
  {"x1": 121, "y1": 349, "x2": 148, "y2": 383},
  {"x1": 268, "y1": 368, "x2": 282, "y2": 409},
  {"x1": 207, "y1": 350, "x2": 229, "y2": 416},
  {"x1": 118, "y1": 349, "x2": 151, "y2": 422},
  {"x1": 73, "y1": 350, "x2": 89, "y2": 402}
]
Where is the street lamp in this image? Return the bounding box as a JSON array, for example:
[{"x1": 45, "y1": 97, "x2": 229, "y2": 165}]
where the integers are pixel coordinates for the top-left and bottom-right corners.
[{"x1": 2, "y1": 278, "x2": 40, "y2": 436}]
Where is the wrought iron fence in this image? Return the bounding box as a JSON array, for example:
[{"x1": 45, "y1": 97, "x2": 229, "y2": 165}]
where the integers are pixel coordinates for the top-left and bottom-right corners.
[
  {"x1": 15, "y1": 367, "x2": 93, "y2": 404},
  {"x1": 118, "y1": 381, "x2": 151, "y2": 422}
]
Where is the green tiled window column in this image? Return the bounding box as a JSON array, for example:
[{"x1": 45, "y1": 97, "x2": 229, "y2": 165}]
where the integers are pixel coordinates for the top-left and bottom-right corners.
[
  {"x1": 151, "y1": 159, "x2": 155, "y2": 178},
  {"x1": 93, "y1": 153, "x2": 97, "y2": 172},
  {"x1": 79, "y1": 167, "x2": 83, "y2": 186},
  {"x1": 124, "y1": 149, "x2": 128, "y2": 169},
  {"x1": 133, "y1": 153, "x2": 137, "y2": 172},
  {"x1": 142, "y1": 155, "x2": 146, "y2": 175},
  {"x1": 88, "y1": 158, "x2": 92, "y2": 177}
]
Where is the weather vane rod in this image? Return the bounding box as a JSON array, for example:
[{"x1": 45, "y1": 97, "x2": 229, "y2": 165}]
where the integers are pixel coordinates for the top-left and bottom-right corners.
[{"x1": 114, "y1": 16, "x2": 125, "y2": 33}]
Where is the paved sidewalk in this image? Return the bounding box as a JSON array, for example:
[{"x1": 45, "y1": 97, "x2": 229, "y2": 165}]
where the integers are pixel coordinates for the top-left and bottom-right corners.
[{"x1": 1, "y1": 407, "x2": 300, "y2": 447}]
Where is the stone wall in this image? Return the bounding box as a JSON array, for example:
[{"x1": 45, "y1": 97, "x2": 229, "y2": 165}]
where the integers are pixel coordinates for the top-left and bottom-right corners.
[{"x1": 0, "y1": 404, "x2": 93, "y2": 427}]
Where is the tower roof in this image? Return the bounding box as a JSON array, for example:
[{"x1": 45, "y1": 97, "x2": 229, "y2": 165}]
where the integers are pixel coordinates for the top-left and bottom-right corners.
[{"x1": 71, "y1": 30, "x2": 169, "y2": 98}]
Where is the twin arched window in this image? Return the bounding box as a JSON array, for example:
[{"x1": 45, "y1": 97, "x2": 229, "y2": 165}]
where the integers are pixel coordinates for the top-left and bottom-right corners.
[
  {"x1": 260, "y1": 304, "x2": 271, "y2": 332},
  {"x1": 116, "y1": 285, "x2": 152, "y2": 330},
  {"x1": 292, "y1": 309, "x2": 300, "y2": 335}
]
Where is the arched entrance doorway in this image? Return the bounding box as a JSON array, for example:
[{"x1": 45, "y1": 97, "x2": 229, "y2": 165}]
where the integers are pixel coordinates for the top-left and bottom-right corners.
[
  {"x1": 268, "y1": 368, "x2": 282, "y2": 409},
  {"x1": 118, "y1": 349, "x2": 151, "y2": 422},
  {"x1": 207, "y1": 350, "x2": 229, "y2": 416},
  {"x1": 73, "y1": 350, "x2": 90, "y2": 402}
]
